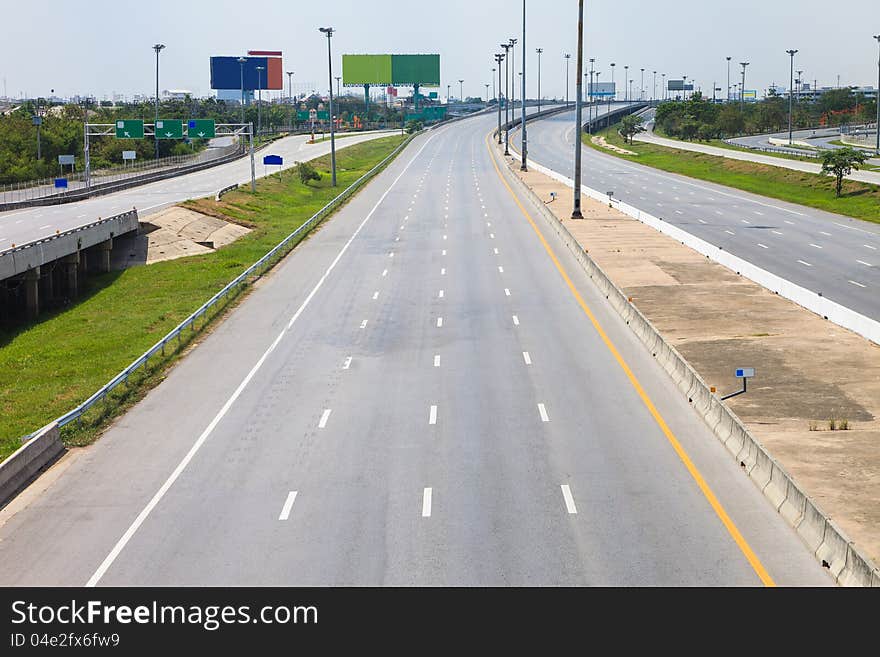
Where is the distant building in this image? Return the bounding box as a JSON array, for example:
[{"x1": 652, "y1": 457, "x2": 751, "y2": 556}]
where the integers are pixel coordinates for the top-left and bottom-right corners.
[
  {"x1": 162, "y1": 89, "x2": 193, "y2": 101},
  {"x1": 794, "y1": 85, "x2": 877, "y2": 102}
]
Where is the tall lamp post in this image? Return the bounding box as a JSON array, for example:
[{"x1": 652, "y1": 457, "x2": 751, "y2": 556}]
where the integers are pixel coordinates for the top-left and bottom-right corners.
[
  {"x1": 495, "y1": 52, "x2": 505, "y2": 144},
  {"x1": 740, "y1": 61, "x2": 750, "y2": 111},
  {"x1": 153, "y1": 43, "x2": 165, "y2": 160},
  {"x1": 485, "y1": 83, "x2": 490, "y2": 102},
  {"x1": 492, "y1": 67, "x2": 496, "y2": 102},
  {"x1": 726, "y1": 56, "x2": 731, "y2": 102},
  {"x1": 238, "y1": 57, "x2": 247, "y2": 124},
  {"x1": 286, "y1": 71, "x2": 294, "y2": 129},
  {"x1": 874, "y1": 35, "x2": 880, "y2": 155},
  {"x1": 319, "y1": 26, "x2": 337, "y2": 186},
  {"x1": 786, "y1": 49, "x2": 798, "y2": 145},
  {"x1": 610, "y1": 62, "x2": 615, "y2": 104},
  {"x1": 459, "y1": 79, "x2": 464, "y2": 102},
  {"x1": 624, "y1": 65, "x2": 629, "y2": 101},
  {"x1": 662, "y1": 72, "x2": 666, "y2": 100},
  {"x1": 572, "y1": 0, "x2": 584, "y2": 219},
  {"x1": 509, "y1": 38, "x2": 517, "y2": 113},
  {"x1": 564, "y1": 53, "x2": 571, "y2": 104},
  {"x1": 501, "y1": 43, "x2": 512, "y2": 154},
  {"x1": 255, "y1": 65, "x2": 265, "y2": 136},
  {"x1": 640, "y1": 68, "x2": 645, "y2": 101},
  {"x1": 588, "y1": 58, "x2": 595, "y2": 134},
  {"x1": 652, "y1": 70, "x2": 657, "y2": 102},
  {"x1": 536, "y1": 48, "x2": 543, "y2": 112},
  {"x1": 520, "y1": 0, "x2": 527, "y2": 171}
]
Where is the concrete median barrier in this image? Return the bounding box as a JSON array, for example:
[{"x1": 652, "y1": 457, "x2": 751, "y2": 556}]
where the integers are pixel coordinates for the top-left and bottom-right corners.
[
  {"x1": 0, "y1": 422, "x2": 63, "y2": 508},
  {"x1": 498, "y1": 141, "x2": 878, "y2": 586}
]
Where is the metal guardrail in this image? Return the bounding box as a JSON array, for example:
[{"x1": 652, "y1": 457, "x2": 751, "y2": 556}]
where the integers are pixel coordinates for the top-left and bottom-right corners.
[
  {"x1": 37, "y1": 132, "x2": 416, "y2": 438},
  {"x1": 215, "y1": 183, "x2": 239, "y2": 202},
  {"x1": 721, "y1": 139, "x2": 822, "y2": 158}
]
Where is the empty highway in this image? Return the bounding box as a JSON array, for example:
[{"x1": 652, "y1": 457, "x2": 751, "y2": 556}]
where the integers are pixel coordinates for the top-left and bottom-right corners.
[
  {"x1": 0, "y1": 111, "x2": 830, "y2": 586},
  {"x1": 521, "y1": 110, "x2": 880, "y2": 321}
]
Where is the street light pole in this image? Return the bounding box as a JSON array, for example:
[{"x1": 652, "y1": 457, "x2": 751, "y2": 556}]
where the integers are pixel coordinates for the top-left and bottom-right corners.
[
  {"x1": 255, "y1": 65, "x2": 264, "y2": 136},
  {"x1": 740, "y1": 61, "x2": 749, "y2": 112},
  {"x1": 536, "y1": 48, "x2": 543, "y2": 113},
  {"x1": 520, "y1": 0, "x2": 527, "y2": 171},
  {"x1": 726, "y1": 56, "x2": 731, "y2": 103},
  {"x1": 564, "y1": 53, "x2": 571, "y2": 105},
  {"x1": 874, "y1": 35, "x2": 880, "y2": 155},
  {"x1": 319, "y1": 26, "x2": 337, "y2": 186},
  {"x1": 485, "y1": 83, "x2": 490, "y2": 102},
  {"x1": 609, "y1": 63, "x2": 615, "y2": 115},
  {"x1": 572, "y1": 0, "x2": 584, "y2": 219},
  {"x1": 459, "y1": 79, "x2": 464, "y2": 102},
  {"x1": 662, "y1": 72, "x2": 666, "y2": 100},
  {"x1": 238, "y1": 57, "x2": 247, "y2": 124},
  {"x1": 495, "y1": 52, "x2": 504, "y2": 144},
  {"x1": 501, "y1": 43, "x2": 512, "y2": 154},
  {"x1": 640, "y1": 68, "x2": 644, "y2": 100},
  {"x1": 624, "y1": 65, "x2": 629, "y2": 101},
  {"x1": 588, "y1": 58, "x2": 595, "y2": 134},
  {"x1": 153, "y1": 43, "x2": 165, "y2": 160},
  {"x1": 492, "y1": 67, "x2": 496, "y2": 102},
  {"x1": 653, "y1": 70, "x2": 657, "y2": 102},
  {"x1": 786, "y1": 49, "x2": 798, "y2": 145},
  {"x1": 286, "y1": 71, "x2": 294, "y2": 130},
  {"x1": 509, "y1": 38, "x2": 517, "y2": 115}
]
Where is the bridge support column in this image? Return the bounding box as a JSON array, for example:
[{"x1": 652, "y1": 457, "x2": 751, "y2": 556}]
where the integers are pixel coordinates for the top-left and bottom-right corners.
[
  {"x1": 94, "y1": 238, "x2": 113, "y2": 273},
  {"x1": 62, "y1": 253, "x2": 80, "y2": 298},
  {"x1": 24, "y1": 267, "x2": 40, "y2": 319}
]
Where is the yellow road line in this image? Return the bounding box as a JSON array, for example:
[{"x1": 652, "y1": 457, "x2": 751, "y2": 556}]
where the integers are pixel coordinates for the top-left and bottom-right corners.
[{"x1": 485, "y1": 133, "x2": 775, "y2": 587}]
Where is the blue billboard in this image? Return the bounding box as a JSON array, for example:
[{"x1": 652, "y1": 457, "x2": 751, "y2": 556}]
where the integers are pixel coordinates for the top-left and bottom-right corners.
[{"x1": 211, "y1": 57, "x2": 279, "y2": 91}]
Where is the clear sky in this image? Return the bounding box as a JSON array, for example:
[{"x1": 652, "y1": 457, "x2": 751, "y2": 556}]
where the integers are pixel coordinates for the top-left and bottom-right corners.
[{"x1": 1, "y1": 0, "x2": 877, "y2": 101}]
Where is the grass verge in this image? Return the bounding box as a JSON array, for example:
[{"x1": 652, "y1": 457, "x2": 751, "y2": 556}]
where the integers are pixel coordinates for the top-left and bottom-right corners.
[
  {"x1": 0, "y1": 134, "x2": 409, "y2": 460},
  {"x1": 590, "y1": 125, "x2": 880, "y2": 224}
]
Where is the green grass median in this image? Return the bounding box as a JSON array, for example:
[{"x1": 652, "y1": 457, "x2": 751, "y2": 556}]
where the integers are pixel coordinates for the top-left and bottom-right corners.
[
  {"x1": 0, "y1": 134, "x2": 408, "y2": 460},
  {"x1": 588, "y1": 125, "x2": 880, "y2": 225}
]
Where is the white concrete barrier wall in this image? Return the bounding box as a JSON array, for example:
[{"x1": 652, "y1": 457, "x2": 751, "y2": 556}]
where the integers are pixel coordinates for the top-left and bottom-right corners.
[
  {"x1": 0, "y1": 422, "x2": 63, "y2": 507},
  {"x1": 502, "y1": 144, "x2": 879, "y2": 586}
]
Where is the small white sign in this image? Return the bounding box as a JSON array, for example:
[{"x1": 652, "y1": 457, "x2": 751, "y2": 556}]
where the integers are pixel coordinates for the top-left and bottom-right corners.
[
  {"x1": 122, "y1": 150, "x2": 137, "y2": 160},
  {"x1": 735, "y1": 368, "x2": 755, "y2": 378},
  {"x1": 156, "y1": 120, "x2": 164, "y2": 129},
  {"x1": 117, "y1": 120, "x2": 125, "y2": 128}
]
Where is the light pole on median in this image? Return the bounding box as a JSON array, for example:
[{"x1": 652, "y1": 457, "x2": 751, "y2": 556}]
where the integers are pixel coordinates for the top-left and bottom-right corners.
[
  {"x1": 286, "y1": 71, "x2": 294, "y2": 129},
  {"x1": 492, "y1": 67, "x2": 496, "y2": 102},
  {"x1": 238, "y1": 57, "x2": 247, "y2": 124},
  {"x1": 624, "y1": 65, "x2": 629, "y2": 101},
  {"x1": 662, "y1": 73, "x2": 666, "y2": 100},
  {"x1": 495, "y1": 52, "x2": 505, "y2": 144},
  {"x1": 255, "y1": 65, "x2": 265, "y2": 136},
  {"x1": 640, "y1": 68, "x2": 644, "y2": 101},
  {"x1": 874, "y1": 35, "x2": 880, "y2": 155},
  {"x1": 609, "y1": 63, "x2": 615, "y2": 115},
  {"x1": 564, "y1": 53, "x2": 571, "y2": 105},
  {"x1": 653, "y1": 70, "x2": 657, "y2": 102},
  {"x1": 726, "y1": 56, "x2": 731, "y2": 103},
  {"x1": 509, "y1": 37, "x2": 518, "y2": 113},
  {"x1": 786, "y1": 49, "x2": 798, "y2": 145},
  {"x1": 588, "y1": 58, "x2": 595, "y2": 135},
  {"x1": 520, "y1": 0, "x2": 527, "y2": 171},
  {"x1": 319, "y1": 26, "x2": 337, "y2": 186},
  {"x1": 740, "y1": 61, "x2": 750, "y2": 112},
  {"x1": 501, "y1": 43, "x2": 512, "y2": 154},
  {"x1": 153, "y1": 43, "x2": 165, "y2": 160},
  {"x1": 485, "y1": 83, "x2": 490, "y2": 102},
  {"x1": 572, "y1": 0, "x2": 584, "y2": 219},
  {"x1": 459, "y1": 79, "x2": 464, "y2": 102},
  {"x1": 536, "y1": 48, "x2": 543, "y2": 113}
]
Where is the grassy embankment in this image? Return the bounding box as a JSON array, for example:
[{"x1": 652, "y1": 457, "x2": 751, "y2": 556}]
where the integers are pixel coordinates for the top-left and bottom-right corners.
[
  {"x1": 590, "y1": 125, "x2": 880, "y2": 224},
  {"x1": 0, "y1": 134, "x2": 408, "y2": 459}
]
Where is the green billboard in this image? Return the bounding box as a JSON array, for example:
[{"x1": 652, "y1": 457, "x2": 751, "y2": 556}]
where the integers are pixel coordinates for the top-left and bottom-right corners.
[
  {"x1": 343, "y1": 54, "x2": 440, "y2": 86},
  {"x1": 392, "y1": 55, "x2": 440, "y2": 85},
  {"x1": 343, "y1": 54, "x2": 393, "y2": 85}
]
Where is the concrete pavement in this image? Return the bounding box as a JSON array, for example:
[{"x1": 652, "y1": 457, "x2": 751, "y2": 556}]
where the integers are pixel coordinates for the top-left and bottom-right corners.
[{"x1": 0, "y1": 111, "x2": 829, "y2": 586}]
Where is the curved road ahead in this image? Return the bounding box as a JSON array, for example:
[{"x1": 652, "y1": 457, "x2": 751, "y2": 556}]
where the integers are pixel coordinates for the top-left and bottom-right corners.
[
  {"x1": 521, "y1": 110, "x2": 880, "y2": 321},
  {"x1": 0, "y1": 110, "x2": 829, "y2": 586}
]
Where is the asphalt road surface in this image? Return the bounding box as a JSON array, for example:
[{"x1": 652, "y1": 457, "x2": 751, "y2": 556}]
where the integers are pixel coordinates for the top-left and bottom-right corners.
[
  {"x1": 0, "y1": 111, "x2": 830, "y2": 586},
  {"x1": 0, "y1": 130, "x2": 399, "y2": 253},
  {"x1": 521, "y1": 110, "x2": 880, "y2": 321}
]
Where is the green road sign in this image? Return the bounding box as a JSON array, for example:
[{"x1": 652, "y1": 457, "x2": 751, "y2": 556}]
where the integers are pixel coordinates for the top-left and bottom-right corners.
[
  {"x1": 115, "y1": 119, "x2": 144, "y2": 139},
  {"x1": 317, "y1": 111, "x2": 330, "y2": 120},
  {"x1": 155, "y1": 119, "x2": 183, "y2": 139},
  {"x1": 187, "y1": 119, "x2": 215, "y2": 139},
  {"x1": 296, "y1": 111, "x2": 310, "y2": 121}
]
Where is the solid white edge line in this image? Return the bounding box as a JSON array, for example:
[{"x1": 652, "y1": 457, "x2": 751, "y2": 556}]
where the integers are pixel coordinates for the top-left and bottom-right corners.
[
  {"x1": 84, "y1": 131, "x2": 438, "y2": 587},
  {"x1": 429, "y1": 405, "x2": 438, "y2": 425},
  {"x1": 523, "y1": 351, "x2": 532, "y2": 365},
  {"x1": 278, "y1": 491, "x2": 298, "y2": 520},
  {"x1": 318, "y1": 409, "x2": 332, "y2": 429},
  {"x1": 538, "y1": 403, "x2": 549, "y2": 422}
]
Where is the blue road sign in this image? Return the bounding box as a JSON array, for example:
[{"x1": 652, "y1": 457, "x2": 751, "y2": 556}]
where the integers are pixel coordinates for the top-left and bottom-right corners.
[
  {"x1": 263, "y1": 155, "x2": 283, "y2": 166},
  {"x1": 735, "y1": 368, "x2": 755, "y2": 378},
  {"x1": 54, "y1": 178, "x2": 68, "y2": 189}
]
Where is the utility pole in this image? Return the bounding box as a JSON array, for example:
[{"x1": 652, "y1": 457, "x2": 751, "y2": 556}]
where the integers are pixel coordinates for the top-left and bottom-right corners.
[
  {"x1": 520, "y1": 0, "x2": 527, "y2": 171},
  {"x1": 726, "y1": 56, "x2": 731, "y2": 102},
  {"x1": 536, "y1": 48, "x2": 543, "y2": 113},
  {"x1": 319, "y1": 26, "x2": 337, "y2": 186},
  {"x1": 153, "y1": 43, "x2": 165, "y2": 160},
  {"x1": 564, "y1": 53, "x2": 571, "y2": 104},
  {"x1": 495, "y1": 52, "x2": 505, "y2": 144},
  {"x1": 286, "y1": 71, "x2": 294, "y2": 130},
  {"x1": 874, "y1": 35, "x2": 880, "y2": 155},
  {"x1": 255, "y1": 65, "x2": 264, "y2": 136},
  {"x1": 501, "y1": 42, "x2": 512, "y2": 155},
  {"x1": 238, "y1": 57, "x2": 247, "y2": 124},
  {"x1": 740, "y1": 61, "x2": 749, "y2": 112},
  {"x1": 786, "y1": 49, "x2": 798, "y2": 145},
  {"x1": 572, "y1": 0, "x2": 584, "y2": 219}
]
